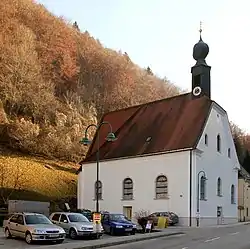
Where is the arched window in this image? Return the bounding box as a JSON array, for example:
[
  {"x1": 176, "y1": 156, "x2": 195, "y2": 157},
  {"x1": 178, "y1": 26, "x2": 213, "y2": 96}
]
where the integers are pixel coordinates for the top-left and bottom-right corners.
[
  {"x1": 217, "y1": 134, "x2": 221, "y2": 152},
  {"x1": 123, "y1": 178, "x2": 133, "y2": 200},
  {"x1": 205, "y1": 134, "x2": 208, "y2": 145},
  {"x1": 200, "y1": 176, "x2": 206, "y2": 200},
  {"x1": 94, "y1": 180, "x2": 102, "y2": 200},
  {"x1": 228, "y1": 148, "x2": 231, "y2": 158},
  {"x1": 217, "y1": 177, "x2": 222, "y2": 196},
  {"x1": 155, "y1": 175, "x2": 168, "y2": 199},
  {"x1": 231, "y1": 184, "x2": 235, "y2": 204}
]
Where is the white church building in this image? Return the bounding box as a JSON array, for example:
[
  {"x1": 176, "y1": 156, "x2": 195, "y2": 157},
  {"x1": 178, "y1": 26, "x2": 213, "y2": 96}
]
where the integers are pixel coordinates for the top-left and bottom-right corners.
[{"x1": 77, "y1": 31, "x2": 240, "y2": 227}]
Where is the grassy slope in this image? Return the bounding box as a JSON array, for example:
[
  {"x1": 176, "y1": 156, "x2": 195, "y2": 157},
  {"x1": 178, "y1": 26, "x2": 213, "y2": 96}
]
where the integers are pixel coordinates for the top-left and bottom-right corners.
[{"x1": 0, "y1": 150, "x2": 78, "y2": 201}]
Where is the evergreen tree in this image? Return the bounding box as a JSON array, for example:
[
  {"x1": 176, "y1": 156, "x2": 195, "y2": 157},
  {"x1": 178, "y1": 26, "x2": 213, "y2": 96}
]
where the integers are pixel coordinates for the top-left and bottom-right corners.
[
  {"x1": 73, "y1": 21, "x2": 80, "y2": 31},
  {"x1": 146, "y1": 66, "x2": 153, "y2": 75}
]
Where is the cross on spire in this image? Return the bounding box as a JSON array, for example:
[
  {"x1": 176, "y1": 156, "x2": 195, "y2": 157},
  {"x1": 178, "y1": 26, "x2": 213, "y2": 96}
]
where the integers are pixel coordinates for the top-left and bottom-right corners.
[{"x1": 199, "y1": 21, "x2": 203, "y2": 40}]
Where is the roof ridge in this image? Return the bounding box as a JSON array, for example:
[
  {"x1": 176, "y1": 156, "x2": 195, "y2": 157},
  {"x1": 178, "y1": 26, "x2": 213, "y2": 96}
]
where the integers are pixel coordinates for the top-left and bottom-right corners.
[{"x1": 102, "y1": 92, "x2": 191, "y2": 118}]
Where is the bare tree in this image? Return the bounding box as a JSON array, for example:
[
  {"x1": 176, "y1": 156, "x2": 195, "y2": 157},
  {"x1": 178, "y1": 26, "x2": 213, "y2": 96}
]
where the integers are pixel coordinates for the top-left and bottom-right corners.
[{"x1": 0, "y1": 164, "x2": 26, "y2": 205}]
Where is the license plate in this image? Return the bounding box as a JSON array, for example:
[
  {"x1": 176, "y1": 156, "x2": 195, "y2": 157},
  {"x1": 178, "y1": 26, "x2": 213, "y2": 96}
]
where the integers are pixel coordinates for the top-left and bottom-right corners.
[
  {"x1": 125, "y1": 228, "x2": 132, "y2": 231},
  {"x1": 49, "y1": 234, "x2": 59, "y2": 238}
]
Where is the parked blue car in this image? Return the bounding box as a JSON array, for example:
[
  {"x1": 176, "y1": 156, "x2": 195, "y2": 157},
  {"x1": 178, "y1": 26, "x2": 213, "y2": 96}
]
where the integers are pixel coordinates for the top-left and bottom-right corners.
[{"x1": 101, "y1": 213, "x2": 137, "y2": 235}]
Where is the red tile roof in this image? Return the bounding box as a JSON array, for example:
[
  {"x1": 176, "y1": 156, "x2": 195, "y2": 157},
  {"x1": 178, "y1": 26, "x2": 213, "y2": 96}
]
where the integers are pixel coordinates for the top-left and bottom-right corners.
[{"x1": 80, "y1": 93, "x2": 212, "y2": 164}]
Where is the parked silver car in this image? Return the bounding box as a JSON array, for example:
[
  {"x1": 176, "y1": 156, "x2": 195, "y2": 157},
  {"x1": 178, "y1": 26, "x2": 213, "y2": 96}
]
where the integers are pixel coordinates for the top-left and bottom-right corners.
[
  {"x1": 49, "y1": 212, "x2": 103, "y2": 239},
  {"x1": 3, "y1": 212, "x2": 66, "y2": 244}
]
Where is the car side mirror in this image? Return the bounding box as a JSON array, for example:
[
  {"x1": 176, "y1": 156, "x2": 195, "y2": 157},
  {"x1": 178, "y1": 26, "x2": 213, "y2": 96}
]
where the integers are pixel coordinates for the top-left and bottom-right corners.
[{"x1": 63, "y1": 220, "x2": 68, "y2": 223}]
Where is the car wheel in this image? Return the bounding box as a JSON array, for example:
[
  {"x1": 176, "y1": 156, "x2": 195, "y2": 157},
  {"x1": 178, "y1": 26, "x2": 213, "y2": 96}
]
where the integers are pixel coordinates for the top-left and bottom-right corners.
[
  {"x1": 110, "y1": 227, "x2": 115, "y2": 236},
  {"x1": 69, "y1": 228, "x2": 77, "y2": 239},
  {"x1": 4, "y1": 228, "x2": 11, "y2": 239},
  {"x1": 25, "y1": 232, "x2": 32, "y2": 244}
]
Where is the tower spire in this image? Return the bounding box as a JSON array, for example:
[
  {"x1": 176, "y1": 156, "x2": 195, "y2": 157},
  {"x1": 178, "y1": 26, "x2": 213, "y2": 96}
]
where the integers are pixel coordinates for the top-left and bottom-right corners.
[
  {"x1": 191, "y1": 22, "x2": 211, "y2": 99},
  {"x1": 199, "y1": 21, "x2": 202, "y2": 40}
]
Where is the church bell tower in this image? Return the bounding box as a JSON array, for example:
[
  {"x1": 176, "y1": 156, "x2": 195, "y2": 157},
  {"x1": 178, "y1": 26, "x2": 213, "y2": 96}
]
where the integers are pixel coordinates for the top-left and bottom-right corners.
[{"x1": 191, "y1": 22, "x2": 211, "y2": 99}]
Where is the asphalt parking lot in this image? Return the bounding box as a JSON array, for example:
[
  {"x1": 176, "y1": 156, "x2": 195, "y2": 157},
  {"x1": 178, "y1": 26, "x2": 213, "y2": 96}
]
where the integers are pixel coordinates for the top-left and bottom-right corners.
[{"x1": 0, "y1": 233, "x2": 111, "y2": 249}]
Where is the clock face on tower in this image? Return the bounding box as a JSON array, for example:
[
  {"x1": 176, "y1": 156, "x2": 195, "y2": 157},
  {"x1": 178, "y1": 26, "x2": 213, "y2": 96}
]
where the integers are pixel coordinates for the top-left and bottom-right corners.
[{"x1": 192, "y1": 86, "x2": 202, "y2": 96}]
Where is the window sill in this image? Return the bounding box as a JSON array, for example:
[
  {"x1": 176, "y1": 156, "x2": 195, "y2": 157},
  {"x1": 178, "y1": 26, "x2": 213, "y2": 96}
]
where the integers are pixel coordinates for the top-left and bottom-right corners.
[
  {"x1": 121, "y1": 198, "x2": 134, "y2": 201},
  {"x1": 217, "y1": 194, "x2": 223, "y2": 197},
  {"x1": 200, "y1": 198, "x2": 207, "y2": 201},
  {"x1": 93, "y1": 198, "x2": 103, "y2": 201},
  {"x1": 154, "y1": 197, "x2": 169, "y2": 200}
]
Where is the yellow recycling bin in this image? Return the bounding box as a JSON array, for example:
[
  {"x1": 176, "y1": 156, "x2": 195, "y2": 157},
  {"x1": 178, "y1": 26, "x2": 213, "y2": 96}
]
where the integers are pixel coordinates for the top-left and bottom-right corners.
[{"x1": 157, "y1": 217, "x2": 167, "y2": 229}]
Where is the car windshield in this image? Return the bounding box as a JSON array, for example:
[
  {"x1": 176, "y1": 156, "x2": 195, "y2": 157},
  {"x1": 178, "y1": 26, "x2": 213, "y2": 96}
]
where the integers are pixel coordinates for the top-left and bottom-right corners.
[
  {"x1": 68, "y1": 214, "x2": 89, "y2": 223},
  {"x1": 110, "y1": 214, "x2": 128, "y2": 221},
  {"x1": 25, "y1": 215, "x2": 52, "y2": 225}
]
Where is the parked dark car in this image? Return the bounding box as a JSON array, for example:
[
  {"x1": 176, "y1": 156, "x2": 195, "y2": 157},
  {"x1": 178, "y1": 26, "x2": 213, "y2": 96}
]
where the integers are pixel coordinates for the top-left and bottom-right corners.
[
  {"x1": 101, "y1": 213, "x2": 137, "y2": 235},
  {"x1": 147, "y1": 212, "x2": 179, "y2": 226},
  {"x1": 168, "y1": 212, "x2": 179, "y2": 225},
  {"x1": 76, "y1": 209, "x2": 93, "y2": 222}
]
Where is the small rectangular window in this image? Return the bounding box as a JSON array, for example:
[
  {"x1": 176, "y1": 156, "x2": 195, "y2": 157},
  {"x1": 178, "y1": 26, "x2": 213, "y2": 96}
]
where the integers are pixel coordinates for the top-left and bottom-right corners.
[
  {"x1": 205, "y1": 134, "x2": 208, "y2": 145},
  {"x1": 217, "y1": 135, "x2": 221, "y2": 152},
  {"x1": 200, "y1": 176, "x2": 206, "y2": 200},
  {"x1": 193, "y1": 75, "x2": 201, "y2": 88},
  {"x1": 228, "y1": 148, "x2": 231, "y2": 158},
  {"x1": 231, "y1": 185, "x2": 235, "y2": 204}
]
